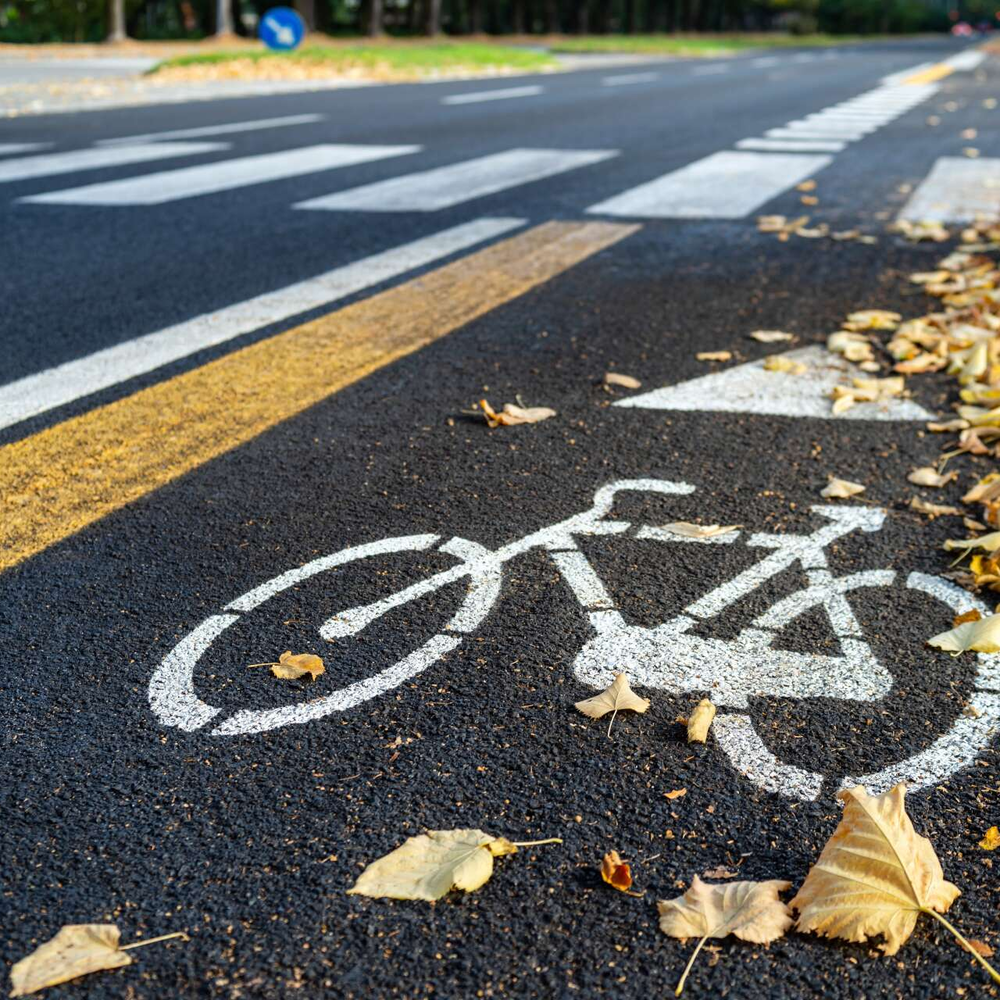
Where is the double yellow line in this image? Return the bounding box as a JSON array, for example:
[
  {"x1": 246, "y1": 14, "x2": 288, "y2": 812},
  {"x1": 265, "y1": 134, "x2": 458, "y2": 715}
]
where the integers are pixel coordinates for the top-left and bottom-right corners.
[{"x1": 0, "y1": 220, "x2": 638, "y2": 574}]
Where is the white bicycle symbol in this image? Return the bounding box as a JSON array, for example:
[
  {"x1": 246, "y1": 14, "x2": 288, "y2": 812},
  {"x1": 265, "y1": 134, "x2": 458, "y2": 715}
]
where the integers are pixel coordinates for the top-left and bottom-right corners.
[{"x1": 150, "y1": 479, "x2": 1000, "y2": 800}]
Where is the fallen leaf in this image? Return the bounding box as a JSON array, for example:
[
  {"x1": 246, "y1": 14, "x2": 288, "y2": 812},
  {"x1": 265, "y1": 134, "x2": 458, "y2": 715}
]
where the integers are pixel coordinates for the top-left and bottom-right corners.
[
  {"x1": 687, "y1": 699, "x2": 716, "y2": 743},
  {"x1": 479, "y1": 398, "x2": 556, "y2": 427},
  {"x1": 820, "y1": 478, "x2": 865, "y2": 499},
  {"x1": 928, "y1": 613, "x2": 1000, "y2": 655},
  {"x1": 953, "y1": 609, "x2": 982, "y2": 626},
  {"x1": 801, "y1": 195, "x2": 818, "y2": 206},
  {"x1": 943, "y1": 531, "x2": 1000, "y2": 556},
  {"x1": 763, "y1": 355, "x2": 807, "y2": 375},
  {"x1": 969, "y1": 940, "x2": 995, "y2": 958},
  {"x1": 665, "y1": 788, "x2": 688, "y2": 800},
  {"x1": 748, "y1": 330, "x2": 795, "y2": 343},
  {"x1": 909, "y1": 497, "x2": 963, "y2": 517},
  {"x1": 575, "y1": 673, "x2": 649, "y2": 737},
  {"x1": 964, "y1": 147, "x2": 980, "y2": 159},
  {"x1": 843, "y1": 309, "x2": 901, "y2": 331},
  {"x1": 961, "y1": 128, "x2": 978, "y2": 140},
  {"x1": 604, "y1": 372, "x2": 641, "y2": 389},
  {"x1": 248, "y1": 650, "x2": 325, "y2": 681},
  {"x1": 659, "y1": 876, "x2": 792, "y2": 994},
  {"x1": 10, "y1": 926, "x2": 187, "y2": 998},
  {"x1": 660, "y1": 522, "x2": 740, "y2": 539},
  {"x1": 703, "y1": 866, "x2": 738, "y2": 879},
  {"x1": 796, "y1": 180, "x2": 817, "y2": 192},
  {"x1": 979, "y1": 827, "x2": 1000, "y2": 851},
  {"x1": 792, "y1": 784, "x2": 961, "y2": 957},
  {"x1": 908, "y1": 467, "x2": 958, "y2": 488},
  {"x1": 696, "y1": 351, "x2": 732, "y2": 363},
  {"x1": 601, "y1": 850, "x2": 638, "y2": 894},
  {"x1": 347, "y1": 829, "x2": 560, "y2": 901},
  {"x1": 926, "y1": 419, "x2": 970, "y2": 432},
  {"x1": 828, "y1": 330, "x2": 874, "y2": 363}
]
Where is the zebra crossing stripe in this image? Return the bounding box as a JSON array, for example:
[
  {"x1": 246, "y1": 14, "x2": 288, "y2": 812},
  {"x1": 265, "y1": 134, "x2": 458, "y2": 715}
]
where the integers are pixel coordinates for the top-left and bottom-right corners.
[
  {"x1": 0, "y1": 218, "x2": 526, "y2": 432},
  {"x1": 0, "y1": 142, "x2": 226, "y2": 184},
  {"x1": 736, "y1": 138, "x2": 846, "y2": 153},
  {"x1": 0, "y1": 143, "x2": 51, "y2": 157},
  {"x1": 96, "y1": 113, "x2": 326, "y2": 146},
  {"x1": 295, "y1": 148, "x2": 617, "y2": 213},
  {"x1": 19, "y1": 144, "x2": 421, "y2": 206},
  {"x1": 899, "y1": 156, "x2": 1000, "y2": 223},
  {"x1": 587, "y1": 150, "x2": 832, "y2": 219}
]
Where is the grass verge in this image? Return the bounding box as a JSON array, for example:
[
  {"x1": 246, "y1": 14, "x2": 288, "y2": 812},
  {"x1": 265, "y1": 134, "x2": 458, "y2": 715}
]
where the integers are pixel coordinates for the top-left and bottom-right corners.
[{"x1": 548, "y1": 33, "x2": 876, "y2": 55}]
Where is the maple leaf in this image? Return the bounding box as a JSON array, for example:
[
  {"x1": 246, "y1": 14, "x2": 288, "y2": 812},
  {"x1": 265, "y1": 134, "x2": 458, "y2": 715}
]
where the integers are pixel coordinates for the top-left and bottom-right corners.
[
  {"x1": 928, "y1": 614, "x2": 1000, "y2": 655},
  {"x1": 792, "y1": 784, "x2": 999, "y2": 984},
  {"x1": 347, "y1": 830, "x2": 561, "y2": 901},
  {"x1": 658, "y1": 876, "x2": 792, "y2": 995},
  {"x1": 575, "y1": 673, "x2": 649, "y2": 737}
]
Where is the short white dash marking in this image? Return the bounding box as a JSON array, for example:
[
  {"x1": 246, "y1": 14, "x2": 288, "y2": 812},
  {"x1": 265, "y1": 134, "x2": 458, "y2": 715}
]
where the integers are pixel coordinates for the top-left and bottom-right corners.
[{"x1": 442, "y1": 85, "x2": 543, "y2": 105}]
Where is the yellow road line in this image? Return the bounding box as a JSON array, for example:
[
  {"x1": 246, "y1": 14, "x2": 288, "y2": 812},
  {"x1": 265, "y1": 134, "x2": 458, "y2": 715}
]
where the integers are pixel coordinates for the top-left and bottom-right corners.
[
  {"x1": 0, "y1": 220, "x2": 638, "y2": 573},
  {"x1": 901, "y1": 63, "x2": 954, "y2": 86}
]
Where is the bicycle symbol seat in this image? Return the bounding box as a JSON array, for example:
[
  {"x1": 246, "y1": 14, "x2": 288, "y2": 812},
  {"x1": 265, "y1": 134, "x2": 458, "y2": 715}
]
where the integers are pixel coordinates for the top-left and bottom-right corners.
[{"x1": 149, "y1": 479, "x2": 1000, "y2": 800}]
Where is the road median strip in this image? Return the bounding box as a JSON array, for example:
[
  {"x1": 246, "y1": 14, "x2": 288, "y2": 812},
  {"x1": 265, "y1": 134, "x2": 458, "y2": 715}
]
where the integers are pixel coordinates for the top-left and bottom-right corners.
[{"x1": 0, "y1": 220, "x2": 638, "y2": 574}]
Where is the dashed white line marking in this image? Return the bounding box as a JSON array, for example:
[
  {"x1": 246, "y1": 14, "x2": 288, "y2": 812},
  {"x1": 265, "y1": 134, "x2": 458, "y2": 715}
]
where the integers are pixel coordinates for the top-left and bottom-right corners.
[
  {"x1": 0, "y1": 142, "x2": 51, "y2": 157},
  {"x1": 737, "y1": 137, "x2": 846, "y2": 153},
  {"x1": 602, "y1": 71, "x2": 659, "y2": 86},
  {"x1": 692, "y1": 64, "x2": 729, "y2": 76},
  {"x1": 751, "y1": 56, "x2": 780, "y2": 68},
  {"x1": 792, "y1": 53, "x2": 816, "y2": 63},
  {"x1": 295, "y1": 148, "x2": 616, "y2": 213},
  {"x1": 0, "y1": 216, "x2": 525, "y2": 430},
  {"x1": 96, "y1": 113, "x2": 326, "y2": 146},
  {"x1": 19, "y1": 143, "x2": 419, "y2": 206},
  {"x1": 899, "y1": 156, "x2": 1000, "y2": 223},
  {"x1": 442, "y1": 85, "x2": 543, "y2": 105},
  {"x1": 0, "y1": 141, "x2": 225, "y2": 184},
  {"x1": 586, "y1": 150, "x2": 831, "y2": 220}
]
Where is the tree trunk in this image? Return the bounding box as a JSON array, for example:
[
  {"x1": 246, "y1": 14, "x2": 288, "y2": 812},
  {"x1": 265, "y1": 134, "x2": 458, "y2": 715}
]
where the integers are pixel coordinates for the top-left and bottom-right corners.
[
  {"x1": 365, "y1": 0, "x2": 383, "y2": 34},
  {"x1": 575, "y1": 1, "x2": 589, "y2": 33},
  {"x1": 213, "y1": 0, "x2": 234, "y2": 34},
  {"x1": 511, "y1": 0, "x2": 525, "y2": 32},
  {"x1": 106, "y1": 0, "x2": 126, "y2": 40},
  {"x1": 424, "y1": 0, "x2": 441, "y2": 34},
  {"x1": 542, "y1": 0, "x2": 558, "y2": 32}
]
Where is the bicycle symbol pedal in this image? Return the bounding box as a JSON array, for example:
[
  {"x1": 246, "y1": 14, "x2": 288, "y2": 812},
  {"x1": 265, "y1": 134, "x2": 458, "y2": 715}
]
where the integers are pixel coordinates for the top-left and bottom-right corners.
[{"x1": 150, "y1": 479, "x2": 1000, "y2": 801}]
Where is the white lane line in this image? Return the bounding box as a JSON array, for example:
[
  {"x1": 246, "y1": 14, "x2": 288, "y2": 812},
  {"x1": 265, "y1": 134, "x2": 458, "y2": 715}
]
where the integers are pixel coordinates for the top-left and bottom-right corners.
[
  {"x1": 20, "y1": 144, "x2": 420, "y2": 206},
  {"x1": 944, "y1": 50, "x2": 986, "y2": 71},
  {"x1": 692, "y1": 64, "x2": 729, "y2": 76},
  {"x1": 807, "y1": 109, "x2": 896, "y2": 120},
  {"x1": 295, "y1": 148, "x2": 617, "y2": 213},
  {"x1": 442, "y1": 85, "x2": 543, "y2": 105},
  {"x1": 586, "y1": 150, "x2": 831, "y2": 220},
  {"x1": 0, "y1": 141, "x2": 225, "y2": 184},
  {"x1": 783, "y1": 119, "x2": 876, "y2": 134},
  {"x1": 792, "y1": 53, "x2": 816, "y2": 63},
  {"x1": 765, "y1": 127, "x2": 866, "y2": 142},
  {"x1": 899, "y1": 156, "x2": 1000, "y2": 223},
  {"x1": 737, "y1": 137, "x2": 846, "y2": 153},
  {"x1": 0, "y1": 216, "x2": 525, "y2": 431},
  {"x1": 0, "y1": 142, "x2": 51, "y2": 157},
  {"x1": 602, "y1": 72, "x2": 659, "y2": 86},
  {"x1": 96, "y1": 113, "x2": 326, "y2": 146},
  {"x1": 751, "y1": 56, "x2": 779, "y2": 68}
]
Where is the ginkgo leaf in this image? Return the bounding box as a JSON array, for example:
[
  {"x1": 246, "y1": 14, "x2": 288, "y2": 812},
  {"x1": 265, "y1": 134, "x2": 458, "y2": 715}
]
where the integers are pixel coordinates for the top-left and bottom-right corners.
[
  {"x1": 791, "y1": 784, "x2": 977, "y2": 961},
  {"x1": 575, "y1": 673, "x2": 649, "y2": 737},
  {"x1": 661, "y1": 522, "x2": 740, "y2": 539},
  {"x1": 604, "y1": 372, "x2": 641, "y2": 389},
  {"x1": 658, "y1": 876, "x2": 793, "y2": 995},
  {"x1": 479, "y1": 398, "x2": 556, "y2": 427},
  {"x1": 908, "y1": 467, "x2": 958, "y2": 488},
  {"x1": 601, "y1": 850, "x2": 635, "y2": 893},
  {"x1": 273, "y1": 651, "x2": 325, "y2": 681},
  {"x1": 943, "y1": 531, "x2": 1000, "y2": 556},
  {"x1": 10, "y1": 926, "x2": 187, "y2": 997},
  {"x1": 980, "y1": 827, "x2": 1000, "y2": 851},
  {"x1": 687, "y1": 699, "x2": 716, "y2": 744},
  {"x1": 820, "y1": 478, "x2": 865, "y2": 499},
  {"x1": 696, "y1": 351, "x2": 732, "y2": 362},
  {"x1": 346, "y1": 829, "x2": 561, "y2": 901},
  {"x1": 748, "y1": 330, "x2": 795, "y2": 343},
  {"x1": 927, "y1": 613, "x2": 1000, "y2": 655}
]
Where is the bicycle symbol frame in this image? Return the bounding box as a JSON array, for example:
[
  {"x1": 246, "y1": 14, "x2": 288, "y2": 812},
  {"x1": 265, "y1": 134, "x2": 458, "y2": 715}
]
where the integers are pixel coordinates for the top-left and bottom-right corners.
[{"x1": 150, "y1": 479, "x2": 1000, "y2": 800}]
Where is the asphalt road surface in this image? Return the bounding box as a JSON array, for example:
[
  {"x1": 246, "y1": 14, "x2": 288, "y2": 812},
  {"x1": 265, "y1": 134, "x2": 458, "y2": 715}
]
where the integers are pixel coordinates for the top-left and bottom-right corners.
[{"x1": 2, "y1": 38, "x2": 1000, "y2": 1000}]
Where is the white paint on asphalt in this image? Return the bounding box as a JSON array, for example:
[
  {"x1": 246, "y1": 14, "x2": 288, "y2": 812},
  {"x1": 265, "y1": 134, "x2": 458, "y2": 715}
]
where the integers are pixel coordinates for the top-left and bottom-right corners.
[
  {"x1": 943, "y1": 50, "x2": 987, "y2": 71},
  {"x1": 616, "y1": 345, "x2": 934, "y2": 420},
  {"x1": 899, "y1": 156, "x2": 1000, "y2": 223},
  {"x1": 602, "y1": 71, "x2": 659, "y2": 86},
  {"x1": 587, "y1": 150, "x2": 831, "y2": 219},
  {"x1": 19, "y1": 143, "x2": 420, "y2": 205},
  {"x1": 295, "y1": 148, "x2": 617, "y2": 213},
  {"x1": 881, "y1": 63, "x2": 933, "y2": 85},
  {"x1": 0, "y1": 140, "x2": 226, "y2": 184},
  {"x1": 691, "y1": 64, "x2": 729, "y2": 76},
  {"x1": 96, "y1": 112, "x2": 326, "y2": 146},
  {"x1": 0, "y1": 216, "x2": 525, "y2": 430},
  {"x1": 0, "y1": 142, "x2": 50, "y2": 156},
  {"x1": 750, "y1": 56, "x2": 779, "y2": 68},
  {"x1": 736, "y1": 137, "x2": 846, "y2": 152},
  {"x1": 765, "y1": 127, "x2": 866, "y2": 141},
  {"x1": 442, "y1": 85, "x2": 543, "y2": 105},
  {"x1": 783, "y1": 119, "x2": 876, "y2": 134}
]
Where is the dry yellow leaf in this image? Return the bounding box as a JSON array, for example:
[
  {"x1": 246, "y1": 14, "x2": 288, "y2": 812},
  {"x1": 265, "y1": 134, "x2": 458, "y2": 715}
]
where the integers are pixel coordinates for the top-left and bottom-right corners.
[
  {"x1": 479, "y1": 398, "x2": 556, "y2": 427},
  {"x1": 249, "y1": 650, "x2": 325, "y2": 681},
  {"x1": 943, "y1": 531, "x2": 1000, "y2": 557},
  {"x1": 926, "y1": 418, "x2": 970, "y2": 432},
  {"x1": 980, "y1": 827, "x2": 1000, "y2": 851},
  {"x1": 660, "y1": 522, "x2": 740, "y2": 539},
  {"x1": 909, "y1": 497, "x2": 962, "y2": 517},
  {"x1": 665, "y1": 788, "x2": 688, "y2": 800},
  {"x1": 953, "y1": 609, "x2": 982, "y2": 626},
  {"x1": 9, "y1": 927, "x2": 187, "y2": 997},
  {"x1": 801, "y1": 195, "x2": 819, "y2": 206},
  {"x1": 601, "y1": 850, "x2": 636, "y2": 893},
  {"x1": 659, "y1": 876, "x2": 792, "y2": 995},
  {"x1": 827, "y1": 330, "x2": 874, "y2": 363},
  {"x1": 575, "y1": 673, "x2": 650, "y2": 736},
  {"x1": 908, "y1": 467, "x2": 958, "y2": 488},
  {"x1": 748, "y1": 330, "x2": 795, "y2": 343},
  {"x1": 964, "y1": 147, "x2": 980, "y2": 158},
  {"x1": 820, "y1": 478, "x2": 865, "y2": 499},
  {"x1": 347, "y1": 829, "x2": 560, "y2": 901},
  {"x1": 843, "y1": 310, "x2": 902, "y2": 331},
  {"x1": 696, "y1": 351, "x2": 732, "y2": 363},
  {"x1": 687, "y1": 699, "x2": 716, "y2": 743},
  {"x1": 929, "y1": 614, "x2": 1000, "y2": 655},
  {"x1": 604, "y1": 372, "x2": 642, "y2": 389},
  {"x1": 763, "y1": 355, "x2": 807, "y2": 375},
  {"x1": 796, "y1": 180, "x2": 817, "y2": 192}
]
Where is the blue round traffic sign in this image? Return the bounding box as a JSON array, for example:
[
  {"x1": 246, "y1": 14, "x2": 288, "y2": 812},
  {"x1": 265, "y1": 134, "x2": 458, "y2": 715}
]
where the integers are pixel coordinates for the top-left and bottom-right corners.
[{"x1": 259, "y1": 7, "x2": 305, "y2": 51}]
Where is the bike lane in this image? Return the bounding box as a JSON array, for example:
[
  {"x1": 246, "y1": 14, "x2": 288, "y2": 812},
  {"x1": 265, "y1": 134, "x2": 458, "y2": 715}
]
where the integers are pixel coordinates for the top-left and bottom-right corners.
[{"x1": 4, "y1": 111, "x2": 1000, "y2": 1000}]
